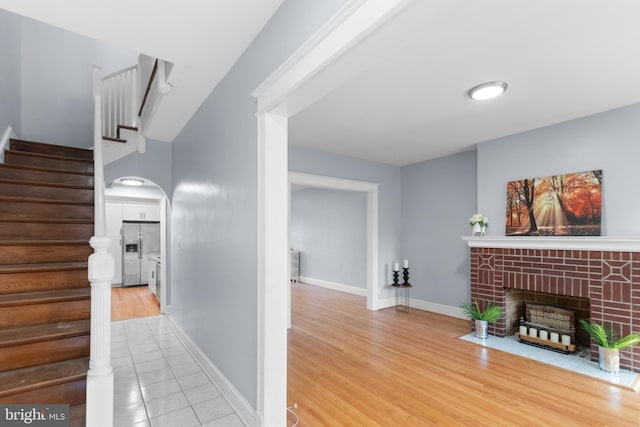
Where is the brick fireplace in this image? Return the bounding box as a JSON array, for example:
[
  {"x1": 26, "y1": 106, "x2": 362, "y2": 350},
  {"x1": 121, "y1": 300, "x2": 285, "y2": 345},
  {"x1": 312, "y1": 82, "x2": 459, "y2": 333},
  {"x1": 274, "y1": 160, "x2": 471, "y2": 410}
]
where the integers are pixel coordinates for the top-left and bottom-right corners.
[{"x1": 464, "y1": 237, "x2": 640, "y2": 372}]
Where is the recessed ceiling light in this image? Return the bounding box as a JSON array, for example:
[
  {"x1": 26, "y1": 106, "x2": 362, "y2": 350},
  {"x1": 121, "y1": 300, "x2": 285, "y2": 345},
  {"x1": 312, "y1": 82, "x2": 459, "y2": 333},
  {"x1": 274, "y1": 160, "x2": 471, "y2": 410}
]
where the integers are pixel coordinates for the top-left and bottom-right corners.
[
  {"x1": 468, "y1": 81, "x2": 508, "y2": 100},
  {"x1": 120, "y1": 178, "x2": 145, "y2": 186}
]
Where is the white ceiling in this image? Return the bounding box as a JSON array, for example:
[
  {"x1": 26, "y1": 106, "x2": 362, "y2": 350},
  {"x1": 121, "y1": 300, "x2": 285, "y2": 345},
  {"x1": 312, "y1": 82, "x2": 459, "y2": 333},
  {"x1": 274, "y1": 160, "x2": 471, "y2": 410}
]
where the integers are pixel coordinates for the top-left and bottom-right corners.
[
  {"x1": 288, "y1": 0, "x2": 640, "y2": 166},
  {"x1": 0, "y1": 0, "x2": 285, "y2": 142},
  {"x1": 2, "y1": 1, "x2": 639, "y2": 167}
]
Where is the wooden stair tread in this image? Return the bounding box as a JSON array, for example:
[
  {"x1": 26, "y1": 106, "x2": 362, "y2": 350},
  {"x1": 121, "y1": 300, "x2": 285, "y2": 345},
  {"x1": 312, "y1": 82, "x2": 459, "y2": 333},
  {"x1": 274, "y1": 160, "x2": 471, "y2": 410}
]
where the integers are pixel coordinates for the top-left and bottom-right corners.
[
  {"x1": 0, "y1": 288, "x2": 91, "y2": 307},
  {"x1": 0, "y1": 195, "x2": 93, "y2": 206},
  {"x1": 0, "y1": 357, "x2": 89, "y2": 397},
  {"x1": 0, "y1": 319, "x2": 90, "y2": 347},
  {"x1": 0, "y1": 262, "x2": 88, "y2": 274},
  {"x1": 8, "y1": 149, "x2": 94, "y2": 164},
  {"x1": 103, "y1": 136, "x2": 127, "y2": 143},
  {"x1": 117, "y1": 125, "x2": 138, "y2": 137},
  {"x1": 0, "y1": 163, "x2": 93, "y2": 177},
  {"x1": 69, "y1": 404, "x2": 86, "y2": 427},
  {"x1": 10, "y1": 139, "x2": 93, "y2": 161},
  {"x1": 0, "y1": 177, "x2": 93, "y2": 191},
  {"x1": 0, "y1": 217, "x2": 93, "y2": 224},
  {"x1": 0, "y1": 239, "x2": 89, "y2": 246}
]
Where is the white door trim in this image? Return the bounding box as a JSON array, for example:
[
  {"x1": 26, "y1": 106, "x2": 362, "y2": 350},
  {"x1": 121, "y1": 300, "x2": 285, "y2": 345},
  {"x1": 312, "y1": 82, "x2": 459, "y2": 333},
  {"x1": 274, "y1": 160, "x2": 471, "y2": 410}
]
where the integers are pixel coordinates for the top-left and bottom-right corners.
[{"x1": 255, "y1": 1, "x2": 414, "y2": 425}]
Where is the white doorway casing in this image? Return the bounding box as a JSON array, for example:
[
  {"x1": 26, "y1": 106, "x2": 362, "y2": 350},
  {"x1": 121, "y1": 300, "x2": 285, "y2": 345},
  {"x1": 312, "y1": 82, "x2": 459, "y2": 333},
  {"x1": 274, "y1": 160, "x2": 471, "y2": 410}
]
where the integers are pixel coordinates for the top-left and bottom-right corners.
[
  {"x1": 253, "y1": 0, "x2": 414, "y2": 425},
  {"x1": 288, "y1": 171, "x2": 379, "y2": 319}
]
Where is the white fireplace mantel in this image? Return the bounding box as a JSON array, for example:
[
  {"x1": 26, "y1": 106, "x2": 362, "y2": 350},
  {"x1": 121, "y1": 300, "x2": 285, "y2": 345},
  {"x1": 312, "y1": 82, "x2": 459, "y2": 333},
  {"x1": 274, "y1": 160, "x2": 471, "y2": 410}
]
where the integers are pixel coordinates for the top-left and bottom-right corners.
[{"x1": 462, "y1": 236, "x2": 640, "y2": 252}]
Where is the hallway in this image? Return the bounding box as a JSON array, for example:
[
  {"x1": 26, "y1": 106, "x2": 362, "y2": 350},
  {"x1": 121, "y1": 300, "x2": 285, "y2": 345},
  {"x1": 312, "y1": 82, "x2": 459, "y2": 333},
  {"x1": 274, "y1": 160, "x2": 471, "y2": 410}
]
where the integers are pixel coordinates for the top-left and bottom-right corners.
[{"x1": 112, "y1": 315, "x2": 245, "y2": 426}]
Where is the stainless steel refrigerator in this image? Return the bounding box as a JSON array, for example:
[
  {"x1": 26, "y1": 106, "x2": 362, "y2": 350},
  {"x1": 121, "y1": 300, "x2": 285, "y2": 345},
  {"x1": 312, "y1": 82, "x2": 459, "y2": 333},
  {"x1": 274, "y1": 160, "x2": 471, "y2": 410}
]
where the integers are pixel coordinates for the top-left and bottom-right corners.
[{"x1": 122, "y1": 221, "x2": 160, "y2": 287}]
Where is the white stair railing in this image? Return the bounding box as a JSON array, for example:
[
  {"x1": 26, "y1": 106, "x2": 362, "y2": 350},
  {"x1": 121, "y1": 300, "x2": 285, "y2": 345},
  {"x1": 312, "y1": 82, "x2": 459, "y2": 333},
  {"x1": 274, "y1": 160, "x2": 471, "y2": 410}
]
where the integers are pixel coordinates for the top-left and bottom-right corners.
[
  {"x1": 86, "y1": 57, "x2": 168, "y2": 423},
  {"x1": 86, "y1": 65, "x2": 115, "y2": 427},
  {"x1": 101, "y1": 65, "x2": 138, "y2": 138}
]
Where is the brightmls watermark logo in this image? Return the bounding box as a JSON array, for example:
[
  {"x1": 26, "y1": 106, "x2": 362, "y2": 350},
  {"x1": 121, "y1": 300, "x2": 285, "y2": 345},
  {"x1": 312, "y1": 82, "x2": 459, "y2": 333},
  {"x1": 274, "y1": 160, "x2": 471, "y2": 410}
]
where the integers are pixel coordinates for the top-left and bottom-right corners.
[{"x1": 1, "y1": 405, "x2": 69, "y2": 427}]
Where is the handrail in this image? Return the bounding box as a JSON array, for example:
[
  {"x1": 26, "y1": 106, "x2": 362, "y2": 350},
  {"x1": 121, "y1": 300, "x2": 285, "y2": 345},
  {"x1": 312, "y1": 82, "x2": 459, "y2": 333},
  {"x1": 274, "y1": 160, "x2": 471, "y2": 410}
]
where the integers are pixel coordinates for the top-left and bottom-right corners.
[
  {"x1": 102, "y1": 64, "x2": 138, "y2": 81},
  {"x1": 138, "y1": 59, "x2": 158, "y2": 117}
]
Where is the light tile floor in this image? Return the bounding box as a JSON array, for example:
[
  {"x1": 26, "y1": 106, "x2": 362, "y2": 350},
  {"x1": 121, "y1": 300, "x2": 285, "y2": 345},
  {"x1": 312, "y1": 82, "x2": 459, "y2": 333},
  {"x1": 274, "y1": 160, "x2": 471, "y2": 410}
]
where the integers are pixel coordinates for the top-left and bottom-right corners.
[
  {"x1": 460, "y1": 333, "x2": 638, "y2": 388},
  {"x1": 112, "y1": 315, "x2": 246, "y2": 427}
]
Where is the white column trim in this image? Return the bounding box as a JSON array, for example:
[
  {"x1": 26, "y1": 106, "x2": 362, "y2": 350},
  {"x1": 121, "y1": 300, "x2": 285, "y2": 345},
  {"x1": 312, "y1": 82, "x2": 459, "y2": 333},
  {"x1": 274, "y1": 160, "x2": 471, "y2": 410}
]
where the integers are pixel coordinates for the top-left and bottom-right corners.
[
  {"x1": 367, "y1": 190, "x2": 379, "y2": 311},
  {"x1": 255, "y1": 0, "x2": 415, "y2": 424},
  {"x1": 256, "y1": 113, "x2": 288, "y2": 427}
]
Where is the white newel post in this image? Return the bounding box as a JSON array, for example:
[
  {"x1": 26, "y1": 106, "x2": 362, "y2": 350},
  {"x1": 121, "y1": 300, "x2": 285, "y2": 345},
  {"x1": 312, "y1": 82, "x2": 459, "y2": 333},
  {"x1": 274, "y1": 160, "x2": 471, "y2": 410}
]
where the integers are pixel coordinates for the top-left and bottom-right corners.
[{"x1": 86, "y1": 65, "x2": 115, "y2": 427}]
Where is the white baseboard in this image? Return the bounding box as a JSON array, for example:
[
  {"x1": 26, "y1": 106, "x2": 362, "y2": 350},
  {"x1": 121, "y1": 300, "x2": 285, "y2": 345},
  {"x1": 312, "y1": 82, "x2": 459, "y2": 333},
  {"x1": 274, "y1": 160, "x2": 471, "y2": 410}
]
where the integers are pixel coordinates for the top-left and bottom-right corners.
[
  {"x1": 408, "y1": 298, "x2": 467, "y2": 319},
  {"x1": 166, "y1": 316, "x2": 258, "y2": 426},
  {"x1": 376, "y1": 295, "x2": 466, "y2": 319},
  {"x1": 377, "y1": 297, "x2": 396, "y2": 309},
  {"x1": 299, "y1": 276, "x2": 367, "y2": 296}
]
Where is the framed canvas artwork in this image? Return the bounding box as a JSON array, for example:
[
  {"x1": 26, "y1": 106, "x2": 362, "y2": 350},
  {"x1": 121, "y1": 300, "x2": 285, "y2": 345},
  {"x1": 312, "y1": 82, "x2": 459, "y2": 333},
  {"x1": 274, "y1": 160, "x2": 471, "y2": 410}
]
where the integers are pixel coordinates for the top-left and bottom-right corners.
[{"x1": 505, "y1": 170, "x2": 602, "y2": 236}]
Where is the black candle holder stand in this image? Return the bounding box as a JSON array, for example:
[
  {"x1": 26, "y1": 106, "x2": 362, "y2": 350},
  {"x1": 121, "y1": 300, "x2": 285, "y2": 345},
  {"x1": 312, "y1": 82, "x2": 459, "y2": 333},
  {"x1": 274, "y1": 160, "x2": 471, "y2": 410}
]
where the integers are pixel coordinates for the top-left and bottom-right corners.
[
  {"x1": 402, "y1": 267, "x2": 410, "y2": 286},
  {"x1": 392, "y1": 270, "x2": 399, "y2": 286}
]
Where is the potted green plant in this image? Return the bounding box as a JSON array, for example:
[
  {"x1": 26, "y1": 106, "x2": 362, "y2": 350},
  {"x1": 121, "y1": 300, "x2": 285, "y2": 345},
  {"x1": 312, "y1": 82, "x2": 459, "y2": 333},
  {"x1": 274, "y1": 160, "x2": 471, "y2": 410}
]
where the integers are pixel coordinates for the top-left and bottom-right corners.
[
  {"x1": 579, "y1": 319, "x2": 640, "y2": 374},
  {"x1": 460, "y1": 300, "x2": 502, "y2": 340}
]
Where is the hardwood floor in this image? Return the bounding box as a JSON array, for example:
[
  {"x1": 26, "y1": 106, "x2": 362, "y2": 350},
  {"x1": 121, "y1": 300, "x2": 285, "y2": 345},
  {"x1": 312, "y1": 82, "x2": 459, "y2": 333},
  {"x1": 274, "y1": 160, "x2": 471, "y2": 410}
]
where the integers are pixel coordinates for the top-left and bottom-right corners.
[
  {"x1": 111, "y1": 286, "x2": 160, "y2": 321},
  {"x1": 288, "y1": 282, "x2": 640, "y2": 426}
]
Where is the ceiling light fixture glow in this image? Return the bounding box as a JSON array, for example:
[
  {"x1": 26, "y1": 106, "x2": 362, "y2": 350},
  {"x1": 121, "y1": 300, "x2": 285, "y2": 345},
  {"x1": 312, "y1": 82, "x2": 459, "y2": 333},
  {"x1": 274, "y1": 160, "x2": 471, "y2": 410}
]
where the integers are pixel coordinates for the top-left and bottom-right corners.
[
  {"x1": 120, "y1": 178, "x2": 145, "y2": 186},
  {"x1": 468, "y1": 81, "x2": 508, "y2": 100}
]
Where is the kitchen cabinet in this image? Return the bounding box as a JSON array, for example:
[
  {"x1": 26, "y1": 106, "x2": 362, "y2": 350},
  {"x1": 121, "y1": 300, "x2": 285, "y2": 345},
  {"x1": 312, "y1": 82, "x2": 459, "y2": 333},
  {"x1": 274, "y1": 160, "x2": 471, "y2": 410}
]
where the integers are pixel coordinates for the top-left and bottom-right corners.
[
  {"x1": 106, "y1": 202, "x2": 123, "y2": 285},
  {"x1": 108, "y1": 235, "x2": 123, "y2": 285},
  {"x1": 148, "y1": 258, "x2": 157, "y2": 295},
  {"x1": 106, "y1": 202, "x2": 123, "y2": 236},
  {"x1": 123, "y1": 202, "x2": 160, "y2": 221}
]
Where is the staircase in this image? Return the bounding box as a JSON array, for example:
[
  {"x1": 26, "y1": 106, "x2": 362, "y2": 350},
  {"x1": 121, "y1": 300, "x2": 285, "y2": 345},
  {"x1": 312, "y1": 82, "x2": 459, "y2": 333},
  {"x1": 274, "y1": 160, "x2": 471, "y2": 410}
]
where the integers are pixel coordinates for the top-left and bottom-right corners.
[{"x1": 0, "y1": 138, "x2": 94, "y2": 426}]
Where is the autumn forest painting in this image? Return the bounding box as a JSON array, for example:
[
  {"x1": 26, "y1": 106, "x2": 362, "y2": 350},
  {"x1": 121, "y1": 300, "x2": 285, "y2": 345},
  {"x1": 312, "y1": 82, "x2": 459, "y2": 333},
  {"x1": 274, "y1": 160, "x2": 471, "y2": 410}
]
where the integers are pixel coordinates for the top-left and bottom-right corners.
[{"x1": 505, "y1": 170, "x2": 602, "y2": 236}]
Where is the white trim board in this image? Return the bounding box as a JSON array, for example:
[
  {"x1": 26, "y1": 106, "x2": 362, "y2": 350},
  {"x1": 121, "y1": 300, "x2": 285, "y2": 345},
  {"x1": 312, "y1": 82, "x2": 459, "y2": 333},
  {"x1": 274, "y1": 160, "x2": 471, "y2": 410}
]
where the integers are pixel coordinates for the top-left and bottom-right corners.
[
  {"x1": 299, "y1": 276, "x2": 367, "y2": 297},
  {"x1": 255, "y1": 1, "x2": 416, "y2": 424},
  {"x1": 167, "y1": 316, "x2": 257, "y2": 426}
]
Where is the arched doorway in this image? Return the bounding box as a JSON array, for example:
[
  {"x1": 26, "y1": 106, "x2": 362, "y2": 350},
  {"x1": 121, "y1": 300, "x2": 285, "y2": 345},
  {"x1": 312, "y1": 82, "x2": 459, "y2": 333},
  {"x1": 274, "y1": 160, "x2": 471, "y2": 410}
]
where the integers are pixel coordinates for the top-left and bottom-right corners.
[{"x1": 105, "y1": 176, "x2": 171, "y2": 314}]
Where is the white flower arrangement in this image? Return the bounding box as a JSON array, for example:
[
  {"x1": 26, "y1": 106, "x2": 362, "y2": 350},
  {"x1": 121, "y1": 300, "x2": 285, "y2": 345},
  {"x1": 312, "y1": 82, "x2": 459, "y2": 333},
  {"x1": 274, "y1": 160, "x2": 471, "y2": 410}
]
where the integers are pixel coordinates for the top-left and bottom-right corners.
[{"x1": 469, "y1": 213, "x2": 489, "y2": 228}]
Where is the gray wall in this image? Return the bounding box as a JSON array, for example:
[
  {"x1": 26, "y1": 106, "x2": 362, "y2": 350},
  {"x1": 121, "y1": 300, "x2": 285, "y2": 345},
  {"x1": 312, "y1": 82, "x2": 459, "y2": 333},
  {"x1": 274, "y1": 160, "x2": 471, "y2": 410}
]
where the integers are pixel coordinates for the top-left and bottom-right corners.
[
  {"x1": 478, "y1": 103, "x2": 640, "y2": 237},
  {"x1": 401, "y1": 150, "x2": 477, "y2": 306},
  {"x1": 289, "y1": 146, "x2": 402, "y2": 299},
  {"x1": 0, "y1": 9, "x2": 21, "y2": 136},
  {"x1": 290, "y1": 188, "x2": 367, "y2": 288},
  {"x1": 170, "y1": 0, "x2": 348, "y2": 409},
  {"x1": 105, "y1": 139, "x2": 173, "y2": 199},
  {"x1": 20, "y1": 16, "x2": 136, "y2": 148}
]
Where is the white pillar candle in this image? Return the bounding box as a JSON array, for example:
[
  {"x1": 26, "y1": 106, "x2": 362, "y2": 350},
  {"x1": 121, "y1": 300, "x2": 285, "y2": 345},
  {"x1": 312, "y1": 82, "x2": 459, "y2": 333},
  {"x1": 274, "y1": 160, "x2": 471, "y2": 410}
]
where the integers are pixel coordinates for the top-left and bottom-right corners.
[
  {"x1": 528, "y1": 328, "x2": 537, "y2": 338},
  {"x1": 561, "y1": 335, "x2": 571, "y2": 346},
  {"x1": 393, "y1": 262, "x2": 399, "y2": 272},
  {"x1": 550, "y1": 332, "x2": 559, "y2": 343},
  {"x1": 403, "y1": 259, "x2": 409, "y2": 268},
  {"x1": 519, "y1": 326, "x2": 527, "y2": 336},
  {"x1": 539, "y1": 330, "x2": 548, "y2": 340}
]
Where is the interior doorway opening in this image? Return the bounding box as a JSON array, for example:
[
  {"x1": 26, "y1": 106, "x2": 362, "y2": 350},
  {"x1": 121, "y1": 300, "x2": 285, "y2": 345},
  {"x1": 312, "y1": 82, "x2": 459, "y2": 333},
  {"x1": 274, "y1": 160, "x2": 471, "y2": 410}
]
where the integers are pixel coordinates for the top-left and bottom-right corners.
[
  {"x1": 288, "y1": 172, "x2": 379, "y2": 328},
  {"x1": 105, "y1": 175, "x2": 171, "y2": 316}
]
